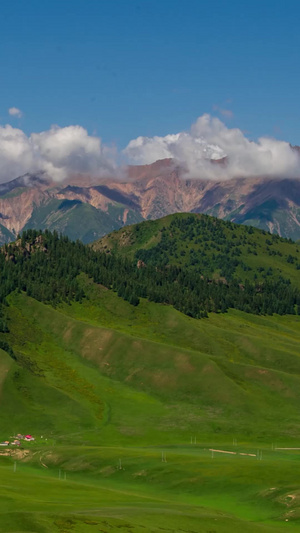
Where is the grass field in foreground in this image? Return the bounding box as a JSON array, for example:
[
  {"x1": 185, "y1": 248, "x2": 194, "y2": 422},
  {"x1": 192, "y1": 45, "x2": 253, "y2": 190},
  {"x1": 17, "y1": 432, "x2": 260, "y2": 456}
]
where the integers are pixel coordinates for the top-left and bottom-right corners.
[
  {"x1": 1, "y1": 443, "x2": 300, "y2": 532},
  {"x1": 1, "y1": 276, "x2": 300, "y2": 530}
]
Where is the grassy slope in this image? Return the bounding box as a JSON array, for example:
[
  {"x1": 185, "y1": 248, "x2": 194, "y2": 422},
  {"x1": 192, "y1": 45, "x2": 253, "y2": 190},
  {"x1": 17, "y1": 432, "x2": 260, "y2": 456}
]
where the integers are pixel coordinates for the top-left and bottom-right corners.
[
  {"x1": 0, "y1": 186, "x2": 28, "y2": 199},
  {"x1": 93, "y1": 213, "x2": 300, "y2": 286},
  {"x1": 1, "y1": 279, "x2": 300, "y2": 529},
  {"x1": 2, "y1": 456, "x2": 294, "y2": 533},
  {"x1": 2, "y1": 280, "x2": 300, "y2": 443}
]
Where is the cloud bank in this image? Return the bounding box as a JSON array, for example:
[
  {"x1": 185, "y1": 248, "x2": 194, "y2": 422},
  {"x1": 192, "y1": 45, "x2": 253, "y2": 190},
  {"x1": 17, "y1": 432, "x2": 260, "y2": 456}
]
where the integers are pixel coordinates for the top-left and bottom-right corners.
[
  {"x1": 124, "y1": 114, "x2": 300, "y2": 180},
  {"x1": 0, "y1": 124, "x2": 116, "y2": 183},
  {"x1": 31, "y1": 125, "x2": 116, "y2": 181},
  {"x1": 0, "y1": 114, "x2": 299, "y2": 184}
]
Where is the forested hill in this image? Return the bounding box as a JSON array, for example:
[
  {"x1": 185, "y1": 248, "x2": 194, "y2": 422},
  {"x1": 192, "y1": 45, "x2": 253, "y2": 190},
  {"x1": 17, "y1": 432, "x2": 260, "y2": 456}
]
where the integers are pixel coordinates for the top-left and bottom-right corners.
[
  {"x1": 0, "y1": 214, "x2": 300, "y2": 331},
  {"x1": 94, "y1": 213, "x2": 300, "y2": 287}
]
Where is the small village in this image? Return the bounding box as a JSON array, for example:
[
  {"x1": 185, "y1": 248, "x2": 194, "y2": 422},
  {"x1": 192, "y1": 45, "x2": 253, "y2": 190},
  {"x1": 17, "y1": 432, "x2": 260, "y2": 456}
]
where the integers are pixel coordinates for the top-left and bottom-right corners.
[{"x1": 0, "y1": 434, "x2": 35, "y2": 447}]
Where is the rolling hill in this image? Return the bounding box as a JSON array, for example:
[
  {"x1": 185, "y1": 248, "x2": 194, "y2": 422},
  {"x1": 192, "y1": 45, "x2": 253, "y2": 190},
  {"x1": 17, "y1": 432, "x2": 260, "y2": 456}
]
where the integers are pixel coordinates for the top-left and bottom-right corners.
[{"x1": 94, "y1": 212, "x2": 300, "y2": 288}]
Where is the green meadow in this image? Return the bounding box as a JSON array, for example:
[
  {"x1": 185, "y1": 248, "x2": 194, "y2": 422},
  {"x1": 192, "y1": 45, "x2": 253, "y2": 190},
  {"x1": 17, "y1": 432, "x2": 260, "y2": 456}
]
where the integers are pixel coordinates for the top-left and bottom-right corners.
[
  {"x1": 1, "y1": 273, "x2": 300, "y2": 531},
  {"x1": 1, "y1": 445, "x2": 300, "y2": 532}
]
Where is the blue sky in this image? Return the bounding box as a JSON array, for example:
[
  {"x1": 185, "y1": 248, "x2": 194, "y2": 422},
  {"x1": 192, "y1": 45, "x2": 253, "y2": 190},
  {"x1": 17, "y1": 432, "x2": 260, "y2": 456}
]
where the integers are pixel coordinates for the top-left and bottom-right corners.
[{"x1": 1, "y1": 0, "x2": 300, "y2": 148}]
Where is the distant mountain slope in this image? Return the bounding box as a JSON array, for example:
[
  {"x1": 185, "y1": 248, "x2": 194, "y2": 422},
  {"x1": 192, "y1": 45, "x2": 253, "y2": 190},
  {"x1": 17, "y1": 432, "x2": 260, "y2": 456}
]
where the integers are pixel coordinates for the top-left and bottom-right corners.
[
  {"x1": 0, "y1": 223, "x2": 15, "y2": 246},
  {"x1": 23, "y1": 198, "x2": 142, "y2": 244},
  {"x1": 0, "y1": 173, "x2": 143, "y2": 244},
  {"x1": 0, "y1": 159, "x2": 300, "y2": 242},
  {"x1": 196, "y1": 177, "x2": 300, "y2": 240}
]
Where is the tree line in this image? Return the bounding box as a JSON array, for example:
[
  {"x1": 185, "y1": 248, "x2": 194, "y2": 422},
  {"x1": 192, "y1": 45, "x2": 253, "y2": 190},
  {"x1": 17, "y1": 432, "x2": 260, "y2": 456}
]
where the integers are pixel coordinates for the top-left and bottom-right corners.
[{"x1": 0, "y1": 228, "x2": 299, "y2": 324}]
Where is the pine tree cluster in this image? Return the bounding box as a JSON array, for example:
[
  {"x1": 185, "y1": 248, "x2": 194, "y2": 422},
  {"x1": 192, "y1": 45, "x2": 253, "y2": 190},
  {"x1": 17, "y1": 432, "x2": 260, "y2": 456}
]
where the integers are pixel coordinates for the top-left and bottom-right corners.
[{"x1": 0, "y1": 228, "x2": 299, "y2": 322}]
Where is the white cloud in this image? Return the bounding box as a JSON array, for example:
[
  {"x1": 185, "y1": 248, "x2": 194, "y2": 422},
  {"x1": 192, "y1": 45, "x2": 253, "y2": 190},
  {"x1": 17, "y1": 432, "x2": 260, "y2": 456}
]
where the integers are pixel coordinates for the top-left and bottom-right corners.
[
  {"x1": 0, "y1": 124, "x2": 116, "y2": 184},
  {"x1": 32, "y1": 125, "x2": 116, "y2": 181},
  {"x1": 124, "y1": 114, "x2": 300, "y2": 180},
  {"x1": 0, "y1": 115, "x2": 299, "y2": 185},
  {"x1": 8, "y1": 107, "x2": 23, "y2": 118},
  {"x1": 0, "y1": 125, "x2": 38, "y2": 182}
]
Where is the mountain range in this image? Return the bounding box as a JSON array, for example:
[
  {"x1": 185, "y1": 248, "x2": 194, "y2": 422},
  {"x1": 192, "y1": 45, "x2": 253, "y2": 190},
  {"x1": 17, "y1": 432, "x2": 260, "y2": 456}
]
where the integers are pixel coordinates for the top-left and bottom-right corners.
[{"x1": 1, "y1": 157, "x2": 300, "y2": 244}]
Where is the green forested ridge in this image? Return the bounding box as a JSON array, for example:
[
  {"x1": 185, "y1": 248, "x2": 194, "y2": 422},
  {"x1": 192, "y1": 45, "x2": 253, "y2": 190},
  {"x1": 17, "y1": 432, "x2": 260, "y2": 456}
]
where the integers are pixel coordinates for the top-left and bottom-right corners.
[
  {"x1": 1, "y1": 215, "x2": 300, "y2": 327},
  {"x1": 94, "y1": 213, "x2": 300, "y2": 282}
]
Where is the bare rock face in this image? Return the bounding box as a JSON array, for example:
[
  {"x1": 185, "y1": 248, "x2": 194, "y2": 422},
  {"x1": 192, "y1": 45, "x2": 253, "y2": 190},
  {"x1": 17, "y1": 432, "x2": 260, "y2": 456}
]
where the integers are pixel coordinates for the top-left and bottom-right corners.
[
  {"x1": 0, "y1": 160, "x2": 300, "y2": 243},
  {"x1": 0, "y1": 183, "x2": 49, "y2": 235}
]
